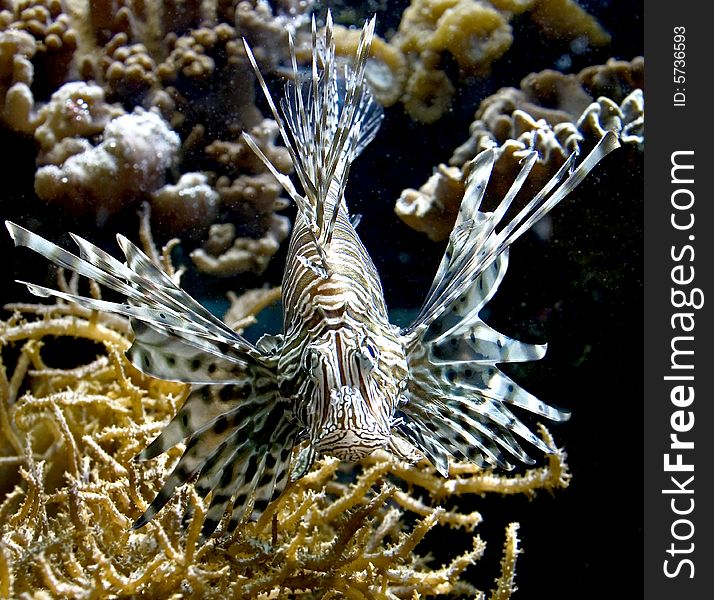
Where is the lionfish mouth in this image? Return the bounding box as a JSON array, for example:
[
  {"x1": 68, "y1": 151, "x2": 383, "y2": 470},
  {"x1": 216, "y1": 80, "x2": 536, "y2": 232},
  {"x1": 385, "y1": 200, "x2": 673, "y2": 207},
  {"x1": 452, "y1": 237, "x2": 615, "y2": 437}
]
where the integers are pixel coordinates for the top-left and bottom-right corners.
[
  {"x1": 314, "y1": 429, "x2": 389, "y2": 461},
  {"x1": 311, "y1": 386, "x2": 391, "y2": 461}
]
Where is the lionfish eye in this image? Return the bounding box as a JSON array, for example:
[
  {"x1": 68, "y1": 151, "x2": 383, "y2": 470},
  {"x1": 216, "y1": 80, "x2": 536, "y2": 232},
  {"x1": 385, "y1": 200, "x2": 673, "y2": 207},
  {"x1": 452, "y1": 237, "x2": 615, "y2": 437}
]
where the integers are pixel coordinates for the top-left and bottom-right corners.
[
  {"x1": 303, "y1": 348, "x2": 320, "y2": 373},
  {"x1": 358, "y1": 341, "x2": 379, "y2": 370}
]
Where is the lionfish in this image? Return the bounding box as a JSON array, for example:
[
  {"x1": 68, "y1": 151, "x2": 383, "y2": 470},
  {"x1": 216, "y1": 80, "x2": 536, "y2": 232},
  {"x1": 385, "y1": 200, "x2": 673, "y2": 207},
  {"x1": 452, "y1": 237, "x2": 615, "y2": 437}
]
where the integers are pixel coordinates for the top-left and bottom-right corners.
[{"x1": 5, "y1": 13, "x2": 618, "y2": 538}]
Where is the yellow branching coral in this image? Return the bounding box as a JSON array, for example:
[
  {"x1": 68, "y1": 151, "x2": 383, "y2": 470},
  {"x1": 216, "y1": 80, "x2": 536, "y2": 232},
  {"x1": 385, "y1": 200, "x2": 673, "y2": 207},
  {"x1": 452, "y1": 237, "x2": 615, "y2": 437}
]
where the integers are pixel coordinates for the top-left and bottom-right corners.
[{"x1": 0, "y1": 297, "x2": 570, "y2": 598}]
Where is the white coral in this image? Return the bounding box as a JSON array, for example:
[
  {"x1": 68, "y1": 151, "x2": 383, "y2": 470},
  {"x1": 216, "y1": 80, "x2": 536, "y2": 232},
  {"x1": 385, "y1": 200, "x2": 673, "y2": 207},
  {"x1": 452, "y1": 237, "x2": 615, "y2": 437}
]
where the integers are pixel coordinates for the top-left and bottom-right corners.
[
  {"x1": 151, "y1": 172, "x2": 220, "y2": 235},
  {"x1": 34, "y1": 110, "x2": 181, "y2": 220},
  {"x1": 34, "y1": 81, "x2": 124, "y2": 156}
]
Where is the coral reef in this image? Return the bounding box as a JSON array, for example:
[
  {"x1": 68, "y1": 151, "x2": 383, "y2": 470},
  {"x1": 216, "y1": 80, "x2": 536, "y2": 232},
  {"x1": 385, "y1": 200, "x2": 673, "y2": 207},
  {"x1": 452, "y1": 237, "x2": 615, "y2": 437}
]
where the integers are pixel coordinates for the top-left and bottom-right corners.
[
  {"x1": 0, "y1": 0, "x2": 313, "y2": 276},
  {"x1": 0, "y1": 2, "x2": 643, "y2": 595},
  {"x1": 529, "y1": 0, "x2": 610, "y2": 46},
  {"x1": 332, "y1": 0, "x2": 611, "y2": 122},
  {"x1": 0, "y1": 295, "x2": 570, "y2": 598},
  {"x1": 396, "y1": 56, "x2": 644, "y2": 240},
  {"x1": 190, "y1": 213, "x2": 291, "y2": 276},
  {"x1": 0, "y1": 0, "x2": 77, "y2": 133},
  {"x1": 0, "y1": 0, "x2": 616, "y2": 273},
  {"x1": 333, "y1": 23, "x2": 408, "y2": 107}
]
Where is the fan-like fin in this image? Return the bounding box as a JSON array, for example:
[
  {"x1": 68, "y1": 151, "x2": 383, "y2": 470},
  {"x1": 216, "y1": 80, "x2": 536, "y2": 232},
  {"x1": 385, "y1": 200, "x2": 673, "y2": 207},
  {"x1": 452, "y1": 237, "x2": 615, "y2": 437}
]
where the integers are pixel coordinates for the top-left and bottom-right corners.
[
  {"x1": 401, "y1": 133, "x2": 618, "y2": 474},
  {"x1": 421, "y1": 252, "x2": 508, "y2": 343},
  {"x1": 133, "y1": 383, "x2": 298, "y2": 539},
  {"x1": 127, "y1": 320, "x2": 268, "y2": 384},
  {"x1": 408, "y1": 131, "x2": 620, "y2": 333},
  {"x1": 5, "y1": 223, "x2": 265, "y2": 379}
]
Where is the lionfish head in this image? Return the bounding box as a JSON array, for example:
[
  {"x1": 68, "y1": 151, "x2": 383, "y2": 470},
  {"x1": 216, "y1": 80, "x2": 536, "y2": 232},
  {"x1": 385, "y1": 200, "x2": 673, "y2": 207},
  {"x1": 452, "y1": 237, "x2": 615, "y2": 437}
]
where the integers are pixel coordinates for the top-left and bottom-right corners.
[{"x1": 302, "y1": 330, "x2": 403, "y2": 461}]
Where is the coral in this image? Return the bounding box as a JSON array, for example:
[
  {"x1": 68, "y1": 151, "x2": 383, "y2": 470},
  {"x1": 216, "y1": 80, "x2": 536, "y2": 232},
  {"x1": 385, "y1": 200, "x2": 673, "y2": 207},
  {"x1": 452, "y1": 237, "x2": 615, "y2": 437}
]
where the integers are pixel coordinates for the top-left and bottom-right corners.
[
  {"x1": 395, "y1": 163, "x2": 464, "y2": 242},
  {"x1": 34, "y1": 108, "x2": 180, "y2": 218},
  {"x1": 223, "y1": 285, "x2": 282, "y2": 331},
  {"x1": 33, "y1": 80, "x2": 124, "y2": 158},
  {"x1": 427, "y1": 0, "x2": 512, "y2": 74},
  {"x1": 397, "y1": 57, "x2": 644, "y2": 239},
  {"x1": 0, "y1": 297, "x2": 569, "y2": 597},
  {"x1": 390, "y1": 0, "x2": 515, "y2": 122},
  {"x1": 402, "y1": 55, "x2": 455, "y2": 124},
  {"x1": 333, "y1": 24, "x2": 408, "y2": 107},
  {"x1": 361, "y1": 0, "x2": 612, "y2": 123},
  {"x1": 235, "y1": 0, "x2": 312, "y2": 69},
  {"x1": 0, "y1": 29, "x2": 39, "y2": 133},
  {"x1": 190, "y1": 214, "x2": 291, "y2": 276},
  {"x1": 0, "y1": 0, "x2": 311, "y2": 278},
  {"x1": 530, "y1": 0, "x2": 611, "y2": 46},
  {"x1": 0, "y1": 0, "x2": 77, "y2": 86},
  {"x1": 101, "y1": 32, "x2": 158, "y2": 101},
  {"x1": 150, "y1": 172, "x2": 221, "y2": 237},
  {"x1": 577, "y1": 89, "x2": 644, "y2": 150},
  {"x1": 578, "y1": 55, "x2": 645, "y2": 102}
]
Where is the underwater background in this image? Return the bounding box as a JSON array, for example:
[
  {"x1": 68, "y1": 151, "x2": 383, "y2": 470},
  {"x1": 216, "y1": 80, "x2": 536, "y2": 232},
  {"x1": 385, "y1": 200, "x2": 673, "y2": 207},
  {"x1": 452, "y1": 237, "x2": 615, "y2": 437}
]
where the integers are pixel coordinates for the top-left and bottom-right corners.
[{"x1": 0, "y1": 0, "x2": 642, "y2": 597}]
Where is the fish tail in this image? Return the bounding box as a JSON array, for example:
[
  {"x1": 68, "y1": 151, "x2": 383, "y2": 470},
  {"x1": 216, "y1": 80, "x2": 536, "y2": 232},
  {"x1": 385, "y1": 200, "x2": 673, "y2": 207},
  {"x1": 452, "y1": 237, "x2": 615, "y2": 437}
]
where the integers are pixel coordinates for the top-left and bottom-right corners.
[{"x1": 399, "y1": 132, "x2": 620, "y2": 474}]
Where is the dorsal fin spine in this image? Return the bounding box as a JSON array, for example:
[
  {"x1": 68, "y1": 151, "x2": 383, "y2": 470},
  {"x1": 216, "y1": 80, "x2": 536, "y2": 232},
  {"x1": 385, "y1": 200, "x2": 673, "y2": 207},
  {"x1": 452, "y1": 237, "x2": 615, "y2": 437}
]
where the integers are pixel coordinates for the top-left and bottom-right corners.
[{"x1": 243, "y1": 11, "x2": 382, "y2": 270}]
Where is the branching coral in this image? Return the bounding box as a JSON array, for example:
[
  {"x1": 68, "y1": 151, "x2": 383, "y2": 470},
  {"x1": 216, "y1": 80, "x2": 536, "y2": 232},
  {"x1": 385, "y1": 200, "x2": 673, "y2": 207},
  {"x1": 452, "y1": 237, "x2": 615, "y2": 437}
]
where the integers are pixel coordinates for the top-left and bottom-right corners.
[
  {"x1": 0, "y1": 293, "x2": 570, "y2": 597},
  {"x1": 396, "y1": 57, "x2": 644, "y2": 240},
  {"x1": 190, "y1": 214, "x2": 291, "y2": 276},
  {"x1": 0, "y1": 0, "x2": 77, "y2": 114},
  {"x1": 33, "y1": 80, "x2": 124, "y2": 161},
  {"x1": 0, "y1": 28, "x2": 40, "y2": 133}
]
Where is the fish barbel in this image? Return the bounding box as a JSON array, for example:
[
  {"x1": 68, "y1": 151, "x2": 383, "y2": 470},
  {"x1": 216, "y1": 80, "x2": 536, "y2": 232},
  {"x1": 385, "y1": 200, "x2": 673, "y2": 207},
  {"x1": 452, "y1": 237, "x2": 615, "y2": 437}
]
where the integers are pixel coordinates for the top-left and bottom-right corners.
[{"x1": 5, "y1": 12, "x2": 619, "y2": 538}]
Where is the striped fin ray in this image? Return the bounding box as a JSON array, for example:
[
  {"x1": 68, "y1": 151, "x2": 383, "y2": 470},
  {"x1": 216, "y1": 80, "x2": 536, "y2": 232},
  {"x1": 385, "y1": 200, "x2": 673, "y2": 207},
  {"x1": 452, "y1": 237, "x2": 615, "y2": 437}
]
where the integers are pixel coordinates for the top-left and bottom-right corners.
[
  {"x1": 5, "y1": 222, "x2": 264, "y2": 381},
  {"x1": 7, "y1": 223, "x2": 251, "y2": 347},
  {"x1": 243, "y1": 10, "x2": 384, "y2": 271},
  {"x1": 127, "y1": 321, "x2": 269, "y2": 384},
  {"x1": 400, "y1": 404, "x2": 520, "y2": 472},
  {"x1": 408, "y1": 131, "x2": 620, "y2": 333},
  {"x1": 404, "y1": 357, "x2": 554, "y2": 471},
  {"x1": 134, "y1": 382, "x2": 298, "y2": 539},
  {"x1": 400, "y1": 134, "x2": 619, "y2": 473},
  {"x1": 422, "y1": 251, "x2": 547, "y2": 370},
  {"x1": 395, "y1": 415, "x2": 452, "y2": 476}
]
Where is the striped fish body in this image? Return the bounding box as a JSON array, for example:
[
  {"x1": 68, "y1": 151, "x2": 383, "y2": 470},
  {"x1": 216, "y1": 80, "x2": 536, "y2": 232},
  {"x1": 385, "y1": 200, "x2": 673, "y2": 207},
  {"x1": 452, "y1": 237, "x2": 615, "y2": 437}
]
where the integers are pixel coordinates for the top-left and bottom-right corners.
[
  {"x1": 5, "y1": 10, "x2": 620, "y2": 537},
  {"x1": 278, "y1": 209, "x2": 408, "y2": 461}
]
